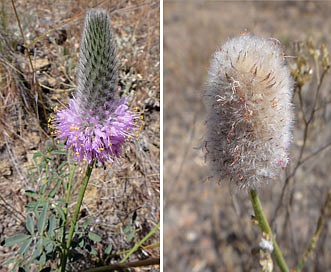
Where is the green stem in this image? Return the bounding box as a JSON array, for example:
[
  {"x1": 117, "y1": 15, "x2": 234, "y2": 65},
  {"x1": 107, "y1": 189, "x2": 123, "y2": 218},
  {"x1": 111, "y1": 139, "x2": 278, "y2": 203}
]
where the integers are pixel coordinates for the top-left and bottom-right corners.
[
  {"x1": 120, "y1": 222, "x2": 160, "y2": 263},
  {"x1": 249, "y1": 189, "x2": 289, "y2": 272},
  {"x1": 60, "y1": 163, "x2": 77, "y2": 270},
  {"x1": 295, "y1": 216, "x2": 323, "y2": 271},
  {"x1": 295, "y1": 190, "x2": 331, "y2": 271},
  {"x1": 60, "y1": 161, "x2": 95, "y2": 272}
]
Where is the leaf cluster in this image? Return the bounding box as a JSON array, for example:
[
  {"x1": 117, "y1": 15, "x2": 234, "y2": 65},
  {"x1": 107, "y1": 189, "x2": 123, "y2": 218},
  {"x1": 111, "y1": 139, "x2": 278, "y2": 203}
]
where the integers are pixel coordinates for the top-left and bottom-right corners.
[{"x1": 2, "y1": 144, "x2": 103, "y2": 271}]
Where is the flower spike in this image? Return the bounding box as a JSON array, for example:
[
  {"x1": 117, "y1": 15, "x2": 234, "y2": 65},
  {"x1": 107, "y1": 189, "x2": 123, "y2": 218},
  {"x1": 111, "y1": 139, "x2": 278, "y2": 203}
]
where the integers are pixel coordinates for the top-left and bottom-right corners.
[{"x1": 53, "y1": 9, "x2": 136, "y2": 164}]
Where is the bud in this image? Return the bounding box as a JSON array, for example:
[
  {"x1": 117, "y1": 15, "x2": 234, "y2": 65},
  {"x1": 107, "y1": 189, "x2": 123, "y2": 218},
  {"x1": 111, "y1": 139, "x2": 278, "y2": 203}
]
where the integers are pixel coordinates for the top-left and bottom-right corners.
[
  {"x1": 204, "y1": 34, "x2": 294, "y2": 188},
  {"x1": 53, "y1": 9, "x2": 136, "y2": 164}
]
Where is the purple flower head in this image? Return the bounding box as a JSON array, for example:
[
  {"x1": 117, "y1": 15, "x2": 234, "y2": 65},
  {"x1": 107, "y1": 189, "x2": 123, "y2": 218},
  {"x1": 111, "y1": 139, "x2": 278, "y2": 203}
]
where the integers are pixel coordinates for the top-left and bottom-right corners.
[
  {"x1": 55, "y1": 98, "x2": 134, "y2": 164},
  {"x1": 53, "y1": 9, "x2": 136, "y2": 164}
]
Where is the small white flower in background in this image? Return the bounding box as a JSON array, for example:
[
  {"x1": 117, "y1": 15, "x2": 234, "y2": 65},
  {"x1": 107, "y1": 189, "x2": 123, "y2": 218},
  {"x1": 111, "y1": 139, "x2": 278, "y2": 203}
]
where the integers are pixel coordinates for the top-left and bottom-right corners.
[{"x1": 204, "y1": 34, "x2": 294, "y2": 188}]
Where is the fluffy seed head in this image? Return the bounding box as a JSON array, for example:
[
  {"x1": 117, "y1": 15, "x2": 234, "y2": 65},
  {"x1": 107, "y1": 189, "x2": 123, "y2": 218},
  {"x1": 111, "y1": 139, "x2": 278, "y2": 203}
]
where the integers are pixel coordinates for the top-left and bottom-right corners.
[
  {"x1": 51, "y1": 9, "x2": 136, "y2": 164},
  {"x1": 204, "y1": 34, "x2": 294, "y2": 188}
]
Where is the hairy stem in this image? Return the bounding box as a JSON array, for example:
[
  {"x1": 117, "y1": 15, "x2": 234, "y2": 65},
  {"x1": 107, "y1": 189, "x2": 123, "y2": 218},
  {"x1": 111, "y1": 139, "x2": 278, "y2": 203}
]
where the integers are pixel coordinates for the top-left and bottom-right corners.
[{"x1": 249, "y1": 189, "x2": 289, "y2": 272}]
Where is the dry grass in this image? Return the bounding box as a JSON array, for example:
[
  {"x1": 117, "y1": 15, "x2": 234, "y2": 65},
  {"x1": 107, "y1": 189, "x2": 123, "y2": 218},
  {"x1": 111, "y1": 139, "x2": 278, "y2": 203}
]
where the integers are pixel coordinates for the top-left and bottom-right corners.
[
  {"x1": 164, "y1": 2, "x2": 331, "y2": 271},
  {"x1": 0, "y1": 0, "x2": 159, "y2": 271}
]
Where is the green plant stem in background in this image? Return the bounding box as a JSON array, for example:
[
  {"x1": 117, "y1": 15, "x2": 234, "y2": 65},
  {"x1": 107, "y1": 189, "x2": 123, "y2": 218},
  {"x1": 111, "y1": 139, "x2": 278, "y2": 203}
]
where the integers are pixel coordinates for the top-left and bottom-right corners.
[
  {"x1": 64, "y1": 163, "x2": 77, "y2": 218},
  {"x1": 120, "y1": 222, "x2": 160, "y2": 263},
  {"x1": 295, "y1": 190, "x2": 331, "y2": 271},
  {"x1": 249, "y1": 189, "x2": 290, "y2": 272},
  {"x1": 60, "y1": 161, "x2": 95, "y2": 272},
  {"x1": 60, "y1": 163, "x2": 77, "y2": 268}
]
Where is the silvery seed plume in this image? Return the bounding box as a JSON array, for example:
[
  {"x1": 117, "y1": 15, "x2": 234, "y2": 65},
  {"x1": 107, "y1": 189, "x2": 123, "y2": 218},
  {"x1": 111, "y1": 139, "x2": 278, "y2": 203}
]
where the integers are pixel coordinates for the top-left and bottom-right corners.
[{"x1": 204, "y1": 34, "x2": 294, "y2": 189}]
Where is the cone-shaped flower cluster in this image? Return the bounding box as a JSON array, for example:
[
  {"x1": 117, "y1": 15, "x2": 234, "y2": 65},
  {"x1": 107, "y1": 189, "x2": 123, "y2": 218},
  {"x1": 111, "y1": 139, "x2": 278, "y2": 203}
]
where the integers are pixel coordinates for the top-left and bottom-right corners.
[
  {"x1": 53, "y1": 9, "x2": 135, "y2": 164},
  {"x1": 204, "y1": 34, "x2": 294, "y2": 188}
]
